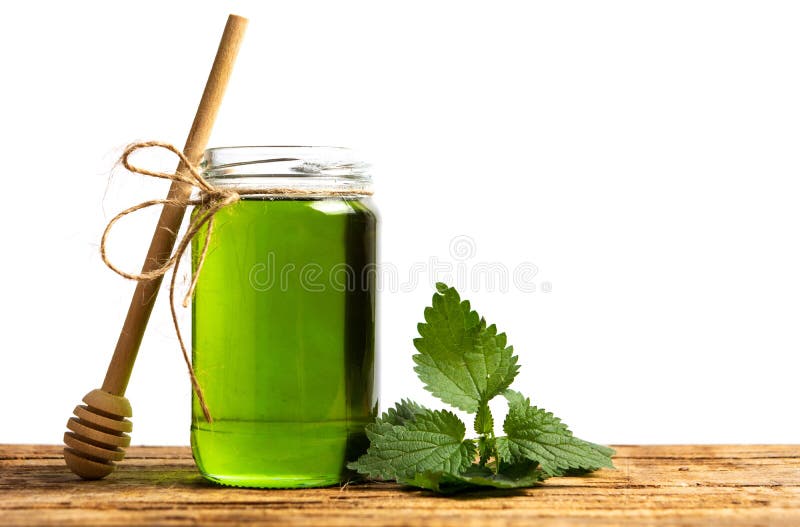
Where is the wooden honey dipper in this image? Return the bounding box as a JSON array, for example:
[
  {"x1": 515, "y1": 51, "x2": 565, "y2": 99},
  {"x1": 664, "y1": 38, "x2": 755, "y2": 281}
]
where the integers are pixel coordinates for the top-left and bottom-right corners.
[{"x1": 63, "y1": 14, "x2": 248, "y2": 480}]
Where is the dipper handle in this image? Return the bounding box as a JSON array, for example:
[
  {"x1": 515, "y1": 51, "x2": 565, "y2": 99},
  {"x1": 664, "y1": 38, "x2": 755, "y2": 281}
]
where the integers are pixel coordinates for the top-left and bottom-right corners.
[
  {"x1": 104, "y1": 14, "x2": 248, "y2": 395},
  {"x1": 64, "y1": 15, "x2": 248, "y2": 480}
]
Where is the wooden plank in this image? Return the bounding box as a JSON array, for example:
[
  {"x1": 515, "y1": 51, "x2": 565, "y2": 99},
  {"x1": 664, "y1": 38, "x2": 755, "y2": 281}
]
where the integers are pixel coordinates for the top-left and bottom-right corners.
[{"x1": 0, "y1": 444, "x2": 798, "y2": 526}]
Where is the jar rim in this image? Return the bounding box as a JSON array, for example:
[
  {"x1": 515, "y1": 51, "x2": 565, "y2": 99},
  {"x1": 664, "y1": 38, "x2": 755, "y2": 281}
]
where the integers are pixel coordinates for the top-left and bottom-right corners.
[{"x1": 201, "y1": 145, "x2": 372, "y2": 195}]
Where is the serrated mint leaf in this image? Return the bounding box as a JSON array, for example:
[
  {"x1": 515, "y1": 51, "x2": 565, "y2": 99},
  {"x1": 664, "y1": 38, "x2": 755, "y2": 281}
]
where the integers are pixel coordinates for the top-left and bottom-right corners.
[
  {"x1": 477, "y1": 436, "x2": 492, "y2": 466},
  {"x1": 378, "y1": 399, "x2": 427, "y2": 426},
  {"x1": 397, "y1": 471, "x2": 449, "y2": 492},
  {"x1": 413, "y1": 284, "x2": 519, "y2": 412},
  {"x1": 348, "y1": 400, "x2": 434, "y2": 479},
  {"x1": 399, "y1": 461, "x2": 546, "y2": 493},
  {"x1": 503, "y1": 388, "x2": 528, "y2": 409},
  {"x1": 349, "y1": 408, "x2": 476, "y2": 480},
  {"x1": 474, "y1": 402, "x2": 494, "y2": 436},
  {"x1": 471, "y1": 321, "x2": 519, "y2": 401},
  {"x1": 501, "y1": 390, "x2": 615, "y2": 476},
  {"x1": 495, "y1": 435, "x2": 513, "y2": 464},
  {"x1": 413, "y1": 286, "x2": 482, "y2": 411},
  {"x1": 353, "y1": 283, "x2": 614, "y2": 493},
  {"x1": 347, "y1": 419, "x2": 400, "y2": 480},
  {"x1": 452, "y1": 461, "x2": 547, "y2": 489},
  {"x1": 386, "y1": 409, "x2": 476, "y2": 478}
]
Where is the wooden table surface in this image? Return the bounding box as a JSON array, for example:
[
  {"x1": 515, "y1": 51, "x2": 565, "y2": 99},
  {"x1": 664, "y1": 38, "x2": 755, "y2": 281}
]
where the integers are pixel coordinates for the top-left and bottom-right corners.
[{"x1": 1, "y1": 444, "x2": 798, "y2": 526}]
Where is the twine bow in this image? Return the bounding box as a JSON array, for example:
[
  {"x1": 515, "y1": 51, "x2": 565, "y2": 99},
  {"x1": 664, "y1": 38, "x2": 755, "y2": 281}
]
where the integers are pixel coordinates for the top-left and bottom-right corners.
[{"x1": 101, "y1": 141, "x2": 370, "y2": 423}]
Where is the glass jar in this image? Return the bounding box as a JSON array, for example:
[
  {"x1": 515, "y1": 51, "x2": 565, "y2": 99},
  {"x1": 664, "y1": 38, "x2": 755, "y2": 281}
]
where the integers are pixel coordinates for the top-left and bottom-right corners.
[{"x1": 190, "y1": 146, "x2": 378, "y2": 488}]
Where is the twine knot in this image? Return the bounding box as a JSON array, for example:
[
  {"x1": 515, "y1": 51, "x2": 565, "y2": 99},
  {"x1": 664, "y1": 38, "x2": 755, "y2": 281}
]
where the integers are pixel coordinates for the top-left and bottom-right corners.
[{"x1": 100, "y1": 141, "x2": 244, "y2": 423}]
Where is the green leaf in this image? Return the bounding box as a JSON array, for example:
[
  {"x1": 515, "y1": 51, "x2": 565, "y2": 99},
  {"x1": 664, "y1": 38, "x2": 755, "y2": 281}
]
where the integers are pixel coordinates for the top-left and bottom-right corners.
[
  {"x1": 453, "y1": 461, "x2": 547, "y2": 488},
  {"x1": 477, "y1": 436, "x2": 492, "y2": 466},
  {"x1": 398, "y1": 461, "x2": 547, "y2": 493},
  {"x1": 347, "y1": 421, "x2": 398, "y2": 480},
  {"x1": 378, "y1": 399, "x2": 427, "y2": 426},
  {"x1": 348, "y1": 408, "x2": 476, "y2": 480},
  {"x1": 472, "y1": 321, "x2": 519, "y2": 402},
  {"x1": 352, "y1": 283, "x2": 614, "y2": 492},
  {"x1": 347, "y1": 400, "x2": 433, "y2": 479},
  {"x1": 397, "y1": 471, "x2": 452, "y2": 492},
  {"x1": 501, "y1": 390, "x2": 616, "y2": 476},
  {"x1": 474, "y1": 402, "x2": 494, "y2": 436},
  {"x1": 495, "y1": 435, "x2": 514, "y2": 464},
  {"x1": 413, "y1": 283, "x2": 519, "y2": 412}
]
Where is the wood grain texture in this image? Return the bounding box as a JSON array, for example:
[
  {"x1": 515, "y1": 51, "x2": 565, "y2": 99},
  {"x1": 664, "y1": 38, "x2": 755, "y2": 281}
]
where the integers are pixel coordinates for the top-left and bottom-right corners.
[{"x1": 1, "y1": 444, "x2": 798, "y2": 526}]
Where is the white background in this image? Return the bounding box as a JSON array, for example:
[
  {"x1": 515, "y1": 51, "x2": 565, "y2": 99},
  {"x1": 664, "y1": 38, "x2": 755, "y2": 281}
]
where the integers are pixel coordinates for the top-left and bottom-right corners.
[{"x1": 1, "y1": 1, "x2": 798, "y2": 445}]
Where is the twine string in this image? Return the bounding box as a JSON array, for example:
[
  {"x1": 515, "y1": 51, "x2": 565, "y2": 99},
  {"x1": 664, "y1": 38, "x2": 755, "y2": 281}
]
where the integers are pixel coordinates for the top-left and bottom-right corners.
[{"x1": 100, "y1": 141, "x2": 371, "y2": 423}]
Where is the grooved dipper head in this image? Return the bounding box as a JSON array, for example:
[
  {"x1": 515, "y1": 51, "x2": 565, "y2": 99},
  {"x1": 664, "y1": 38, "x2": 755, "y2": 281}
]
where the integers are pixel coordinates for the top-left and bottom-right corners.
[{"x1": 63, "y1": 389, "x2": 132, "y2": 479}]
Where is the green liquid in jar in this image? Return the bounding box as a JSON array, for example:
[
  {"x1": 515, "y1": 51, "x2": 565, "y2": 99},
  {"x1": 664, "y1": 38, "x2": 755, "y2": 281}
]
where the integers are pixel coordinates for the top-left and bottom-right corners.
[{"x1": 190, "y1": 197, "x2": 378, "y2": 488}]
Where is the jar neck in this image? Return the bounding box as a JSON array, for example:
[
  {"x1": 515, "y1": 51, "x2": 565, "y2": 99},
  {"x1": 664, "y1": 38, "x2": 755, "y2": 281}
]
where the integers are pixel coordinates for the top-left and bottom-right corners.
[{"x1": 202, "y1": 146, "x2": 372, "y2": 196}]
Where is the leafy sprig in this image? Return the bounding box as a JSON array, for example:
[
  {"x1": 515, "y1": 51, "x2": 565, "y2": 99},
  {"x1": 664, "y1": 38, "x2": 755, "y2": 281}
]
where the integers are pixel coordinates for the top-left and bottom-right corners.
[{"x1": 348, "y1": 283, "x2": 615, "y2": 493}]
